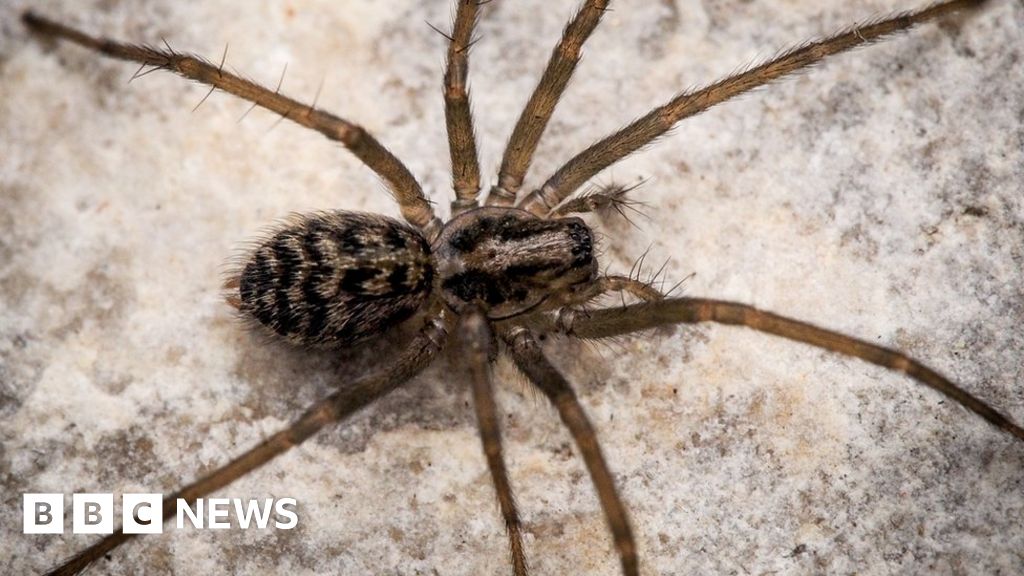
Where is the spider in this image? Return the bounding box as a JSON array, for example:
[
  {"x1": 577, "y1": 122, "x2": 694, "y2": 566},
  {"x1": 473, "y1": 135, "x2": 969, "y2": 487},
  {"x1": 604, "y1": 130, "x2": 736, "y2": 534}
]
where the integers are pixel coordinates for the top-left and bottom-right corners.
[{"x1": 8, "y1": 0, "x2": 1024, "y2": 569}]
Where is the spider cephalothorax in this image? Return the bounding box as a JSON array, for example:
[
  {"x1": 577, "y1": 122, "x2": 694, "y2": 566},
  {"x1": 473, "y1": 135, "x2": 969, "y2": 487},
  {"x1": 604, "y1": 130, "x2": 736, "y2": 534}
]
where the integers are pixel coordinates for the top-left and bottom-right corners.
[
  {"x1": 20, "y1": 1, "x2": 1022, "y2": 575},
  {"x1": 433, "y1": 207, "x2": 597, "y2": 317}
]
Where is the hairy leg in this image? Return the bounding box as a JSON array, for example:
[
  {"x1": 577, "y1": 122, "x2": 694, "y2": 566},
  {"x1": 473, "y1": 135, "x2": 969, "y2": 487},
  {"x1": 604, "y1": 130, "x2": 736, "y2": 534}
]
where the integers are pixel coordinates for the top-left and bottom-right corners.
[
  {"x1": 44, "y1": 311, "x2": 451, "y2": 576},
  {"x1": 519, "y1": 298, "x2": 1024, "y2": 441},
  {"x1": 548, "y1": 182, "x2": 647, "y2": 225},
  {"x1": 21, "y1": 12, "x2": 443, "y2": 239},
  {"x1": 444, "y1": 0, "x2": 484, "y2": 216},
  {"x1": 453, "y1": 307, "x2": 529, "y2": 575},
  {"x1": 487, "y1": 0, "x2": 610, "y2": 206},
  {"x1": 564, "y1": 275, "x2": 664, "y2": 308},
  {"x1": 519, "y1": 0, "x2": 987, "y2": 215},
  {"x1": 502, "y1": 326, "x2": 638, "y2": 576}
]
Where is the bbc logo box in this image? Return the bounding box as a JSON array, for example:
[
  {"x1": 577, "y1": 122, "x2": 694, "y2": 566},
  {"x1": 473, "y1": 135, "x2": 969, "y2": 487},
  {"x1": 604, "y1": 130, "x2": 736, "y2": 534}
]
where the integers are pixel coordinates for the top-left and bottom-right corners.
[
  {"x1": 23, "y1": 493, "x2": 163, "y2": 534},
  {"x1": 23, "y1": 494, "x2": 63, "y2": 534}
]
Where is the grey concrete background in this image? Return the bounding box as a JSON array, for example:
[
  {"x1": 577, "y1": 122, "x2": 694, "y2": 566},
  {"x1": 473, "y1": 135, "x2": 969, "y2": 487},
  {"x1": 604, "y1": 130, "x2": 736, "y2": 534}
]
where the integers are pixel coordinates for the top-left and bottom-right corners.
[{"x1": 2, "y1": 0, "x2": 1022, "y2": 574}]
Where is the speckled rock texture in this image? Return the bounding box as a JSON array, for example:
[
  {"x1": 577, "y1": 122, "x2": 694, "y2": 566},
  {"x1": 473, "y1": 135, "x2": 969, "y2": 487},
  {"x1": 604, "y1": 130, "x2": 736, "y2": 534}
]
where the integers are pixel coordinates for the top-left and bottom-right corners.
[{"x1": 2, "y1": 1, "x2": 1023, "y2": 575}]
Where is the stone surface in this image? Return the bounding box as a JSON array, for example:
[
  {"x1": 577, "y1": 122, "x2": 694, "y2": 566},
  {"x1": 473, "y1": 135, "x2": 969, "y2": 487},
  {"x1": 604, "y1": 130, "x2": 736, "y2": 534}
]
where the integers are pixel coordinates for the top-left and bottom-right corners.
[{"x1": 2, "y1": 1, "x2": 1022, "y2": 575}]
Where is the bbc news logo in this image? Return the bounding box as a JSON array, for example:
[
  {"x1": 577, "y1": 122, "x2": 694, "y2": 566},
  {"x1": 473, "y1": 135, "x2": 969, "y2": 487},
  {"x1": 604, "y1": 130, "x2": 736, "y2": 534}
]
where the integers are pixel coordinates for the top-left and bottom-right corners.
[{"x1": 23, "y1": 494, "x2": 298, "y2": 534}]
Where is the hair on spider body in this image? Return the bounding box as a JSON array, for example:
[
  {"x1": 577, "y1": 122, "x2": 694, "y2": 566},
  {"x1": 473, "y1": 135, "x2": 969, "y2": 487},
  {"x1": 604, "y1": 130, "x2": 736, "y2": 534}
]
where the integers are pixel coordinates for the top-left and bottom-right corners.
[
  {"x1": 231, "y1": 211, "x2": 433, "y2": 347},
  {"x1": 232, "y1": 207, "x2": 599, "y2": 346}
]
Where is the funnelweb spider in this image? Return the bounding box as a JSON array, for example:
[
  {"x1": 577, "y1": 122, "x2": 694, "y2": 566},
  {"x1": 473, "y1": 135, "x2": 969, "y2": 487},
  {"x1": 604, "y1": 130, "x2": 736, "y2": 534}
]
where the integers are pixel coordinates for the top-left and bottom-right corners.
[{"x1": 8, "y1": 0, "x2": 1024, "y2": 569}]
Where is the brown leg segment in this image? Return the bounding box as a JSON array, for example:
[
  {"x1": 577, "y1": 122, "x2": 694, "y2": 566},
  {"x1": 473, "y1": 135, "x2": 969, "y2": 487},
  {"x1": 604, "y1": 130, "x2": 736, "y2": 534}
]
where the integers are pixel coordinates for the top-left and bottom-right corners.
[
  {"x1": 44, "y1": 312, "x2": 451, "y2": 576},
  {"x1": 487, "y1": 0, "x2": 611, "y2": 207},
  {"x1": 564, "y1": 275, "x2": 664, "y2": 308},
  {"x1": 444, "y1": 0, "x2": 484, "y2": 216},
  {"x1": 502, "y1": 327, "x2": 638, "y2": 576},
  {"x1": 548, "y1": 182, "x2": 647, "y2": 225},
  {"x1": 453, "y1": 307, "x2": 529, "y2": 575},
  {"x1": 21, "y1": 11, "x2": 443, "y2": 239},
  {"x1": 519, "y1": 0, "x2": 987, "y2": 215},
  {"x1": 519, "y1": 298, "x2": 1024, "y2": 442}
]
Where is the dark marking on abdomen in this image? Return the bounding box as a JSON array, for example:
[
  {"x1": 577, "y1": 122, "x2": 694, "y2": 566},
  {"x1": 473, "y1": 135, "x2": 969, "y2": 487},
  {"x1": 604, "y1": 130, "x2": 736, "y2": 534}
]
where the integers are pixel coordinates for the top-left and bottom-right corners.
[{"x1": 236, "y1": 211, "x2": 433, "y2": 347}]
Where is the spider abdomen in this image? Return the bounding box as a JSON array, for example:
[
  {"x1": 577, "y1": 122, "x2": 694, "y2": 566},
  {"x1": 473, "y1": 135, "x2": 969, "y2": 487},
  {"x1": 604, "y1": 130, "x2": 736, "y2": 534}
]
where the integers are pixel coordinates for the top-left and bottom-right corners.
[{"x1": 235, "y1": 211, "x2": 433, "y2": 346}]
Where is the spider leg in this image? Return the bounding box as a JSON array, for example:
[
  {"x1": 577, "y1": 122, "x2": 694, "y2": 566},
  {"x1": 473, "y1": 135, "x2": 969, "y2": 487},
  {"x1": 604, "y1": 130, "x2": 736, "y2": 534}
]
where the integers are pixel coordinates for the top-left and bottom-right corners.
[
  {"x1": 549, "y1": 182, "x2": 649, "y2": 226},
  {"x1": 454, "y1": 307, "x2": 529, "y2": 576},
  {"x1": 444, "y1": 1, "x2": 484, "y2": 216},
  {"x1": 502, "y1": 326, "x2": 638, "y2": 576},
  {"x1": 21, "y1": 12, "x2": 443, "y2": 239},
  {"x1": 521, "y1": 298, "x2": 1024, "y2": 442},
  {"x1": 556, "y1": 275, "x2": 664, "y2": 313},
  {"x1": 43, "y1": 311, "x2": 452, "y2": 576},
  {"x1": 519, "y1": 0, "x2": 987, "y2": 215},
  {"x1": 487, "y1": 0, "x2": 610, "y2": 207},
  {"x1": 535, "y1": 274, "x2": 665, "y2": 334}
]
